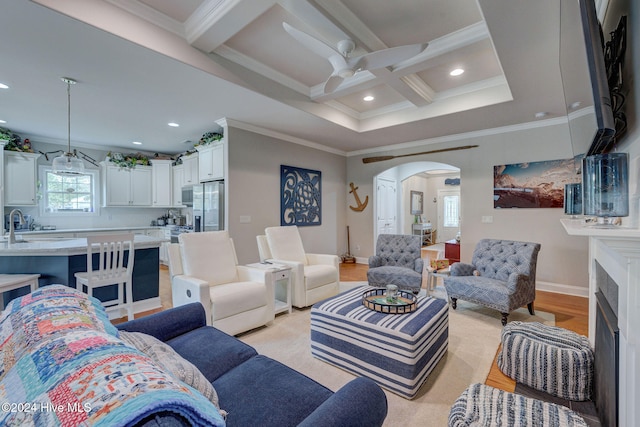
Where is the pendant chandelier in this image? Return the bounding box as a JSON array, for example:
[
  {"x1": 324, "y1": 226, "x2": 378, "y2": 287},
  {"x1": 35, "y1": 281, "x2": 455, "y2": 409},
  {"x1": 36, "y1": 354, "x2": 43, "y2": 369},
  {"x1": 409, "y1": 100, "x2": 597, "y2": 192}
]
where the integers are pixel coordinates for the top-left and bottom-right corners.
[{"x1": 52, "y1": 77, "x2": 85, "y2": 175}]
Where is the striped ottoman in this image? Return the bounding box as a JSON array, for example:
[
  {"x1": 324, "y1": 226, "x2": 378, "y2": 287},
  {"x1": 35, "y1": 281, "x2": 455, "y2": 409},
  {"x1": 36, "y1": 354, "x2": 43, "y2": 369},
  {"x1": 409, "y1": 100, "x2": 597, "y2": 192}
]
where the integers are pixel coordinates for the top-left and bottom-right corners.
[
  {"x1": 497, "y1": 322, "x2": 594, "y2": 401},
  {"x1": 449, "y1": 383, "x2": 588, "y2": 426},
  {"x1": 310, "y1": 286, "x2": 448, "y2": 399}
]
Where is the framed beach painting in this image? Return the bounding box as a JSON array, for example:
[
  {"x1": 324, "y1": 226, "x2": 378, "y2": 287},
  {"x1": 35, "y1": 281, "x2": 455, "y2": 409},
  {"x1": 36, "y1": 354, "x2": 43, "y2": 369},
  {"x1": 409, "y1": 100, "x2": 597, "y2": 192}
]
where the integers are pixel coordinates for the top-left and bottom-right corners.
[{"x1": 494, "y1": 158, "x2": 580, "y2": 209}]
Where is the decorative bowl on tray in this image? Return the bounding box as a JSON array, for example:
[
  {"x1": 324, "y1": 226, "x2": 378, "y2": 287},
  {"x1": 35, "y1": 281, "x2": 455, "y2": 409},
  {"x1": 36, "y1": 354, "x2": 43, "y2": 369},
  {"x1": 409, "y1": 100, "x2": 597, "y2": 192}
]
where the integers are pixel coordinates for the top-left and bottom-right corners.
[{"x1": 362, "y1": 288, "x2": 418, "y2": 314}]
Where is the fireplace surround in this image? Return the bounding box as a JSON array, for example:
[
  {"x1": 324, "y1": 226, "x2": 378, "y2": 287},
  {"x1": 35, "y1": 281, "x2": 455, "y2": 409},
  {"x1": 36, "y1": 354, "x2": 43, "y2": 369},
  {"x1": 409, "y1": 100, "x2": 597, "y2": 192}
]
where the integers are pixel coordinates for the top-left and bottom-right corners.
[{"x1": 562, "y1": 219, "x2": 640, "y2": 426}]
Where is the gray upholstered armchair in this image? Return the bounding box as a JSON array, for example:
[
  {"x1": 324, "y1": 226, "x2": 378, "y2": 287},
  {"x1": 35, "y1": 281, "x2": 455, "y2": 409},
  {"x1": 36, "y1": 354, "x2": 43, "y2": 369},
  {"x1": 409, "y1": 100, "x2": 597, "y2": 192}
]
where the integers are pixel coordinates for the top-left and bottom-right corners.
[
  {"x1": 367, "y1": 234, "x2": 424, "y2": 293},
  {"x1": 443, "y1": 239, "x2": 541, "y2": 326}
]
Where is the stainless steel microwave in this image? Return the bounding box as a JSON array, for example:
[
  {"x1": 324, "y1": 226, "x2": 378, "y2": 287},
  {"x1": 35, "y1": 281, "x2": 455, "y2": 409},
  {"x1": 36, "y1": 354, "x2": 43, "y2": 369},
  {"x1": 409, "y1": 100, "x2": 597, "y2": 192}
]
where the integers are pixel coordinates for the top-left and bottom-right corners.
[{"x1": 181, "y1": 186, "x2": 194, "y2": 206}]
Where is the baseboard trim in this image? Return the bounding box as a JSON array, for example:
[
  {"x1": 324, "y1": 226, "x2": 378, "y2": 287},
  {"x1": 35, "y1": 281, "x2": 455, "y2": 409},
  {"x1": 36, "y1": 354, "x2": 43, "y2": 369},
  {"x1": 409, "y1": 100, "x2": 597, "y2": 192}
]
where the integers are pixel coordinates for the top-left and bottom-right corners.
[{"x1": 536, "y1": 281, "x2": 589, "y2": 298}]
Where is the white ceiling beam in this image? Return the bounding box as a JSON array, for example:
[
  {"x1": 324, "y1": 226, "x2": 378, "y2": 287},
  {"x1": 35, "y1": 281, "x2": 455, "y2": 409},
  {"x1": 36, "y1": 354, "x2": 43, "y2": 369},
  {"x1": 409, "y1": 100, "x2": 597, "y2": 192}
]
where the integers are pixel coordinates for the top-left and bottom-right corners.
[
  {"x1": 277, "y1": 0, "x2": 352, "y2": 43},
  {"x1": 312, "y1": 0, "x2": 390, "y2": 52},
  {"x1": 395, "y1": 75, "x2": 435, "y2": 105},
  {"x1": 186, "y1": 0, "x2": 277, "y2": 52},
  {"x1": 214, "y1": 45, "x2": 310, "y2": 95}
]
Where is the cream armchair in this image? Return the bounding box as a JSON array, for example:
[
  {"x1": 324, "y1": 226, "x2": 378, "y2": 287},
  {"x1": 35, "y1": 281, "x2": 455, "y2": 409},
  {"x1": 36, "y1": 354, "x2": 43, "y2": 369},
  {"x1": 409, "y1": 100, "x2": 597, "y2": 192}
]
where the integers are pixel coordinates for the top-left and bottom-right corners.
[
  {"x1": 167, "y1": 231, "x2": 274, "y2": 336},
  {"x1": 258, "y1": 226, "x2": 339, "y2": 308}
]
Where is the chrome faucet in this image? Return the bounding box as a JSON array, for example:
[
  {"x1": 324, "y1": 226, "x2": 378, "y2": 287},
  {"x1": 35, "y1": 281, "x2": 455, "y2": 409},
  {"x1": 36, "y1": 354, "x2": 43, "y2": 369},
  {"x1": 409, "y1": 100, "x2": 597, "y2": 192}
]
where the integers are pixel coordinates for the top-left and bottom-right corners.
[{"x1": 8, "y1": 209, "x2": 25, "y2": 244}]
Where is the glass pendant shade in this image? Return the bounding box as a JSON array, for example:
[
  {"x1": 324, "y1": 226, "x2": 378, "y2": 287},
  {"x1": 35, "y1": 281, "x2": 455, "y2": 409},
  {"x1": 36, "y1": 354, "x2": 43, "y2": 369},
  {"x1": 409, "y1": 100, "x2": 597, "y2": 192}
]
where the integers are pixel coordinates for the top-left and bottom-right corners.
[
  {"x1": 52, "y1": 152, "x2": 84, "y2": 175},
  {"x1": 564, "y1": 183, "x2": 582, "y2": 217},
  {"x1": 53, "y1": 77, "x2": 84, "y2": 176},
  {"x1": 582, "y1": 153, "x2": 629, "y2": 223}
]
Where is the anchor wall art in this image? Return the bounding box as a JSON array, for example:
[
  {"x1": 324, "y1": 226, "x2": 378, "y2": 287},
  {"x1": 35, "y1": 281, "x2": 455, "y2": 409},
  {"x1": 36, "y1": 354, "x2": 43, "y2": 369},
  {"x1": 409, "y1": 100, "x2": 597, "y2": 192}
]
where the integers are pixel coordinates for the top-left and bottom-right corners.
[
  {"x1": 280, "y1": 165, "x2": 321, "y2": 226},
  {"x1": 348, "y1": 182, "x2": 368, "y2": 212}
]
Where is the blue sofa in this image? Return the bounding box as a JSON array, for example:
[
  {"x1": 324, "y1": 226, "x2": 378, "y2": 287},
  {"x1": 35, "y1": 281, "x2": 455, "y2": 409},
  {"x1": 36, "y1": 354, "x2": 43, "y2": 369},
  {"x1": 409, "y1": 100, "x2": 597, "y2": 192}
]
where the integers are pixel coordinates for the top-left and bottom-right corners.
[{"x1": 118, "y1": 302, "x2": 388, "y2": 427}]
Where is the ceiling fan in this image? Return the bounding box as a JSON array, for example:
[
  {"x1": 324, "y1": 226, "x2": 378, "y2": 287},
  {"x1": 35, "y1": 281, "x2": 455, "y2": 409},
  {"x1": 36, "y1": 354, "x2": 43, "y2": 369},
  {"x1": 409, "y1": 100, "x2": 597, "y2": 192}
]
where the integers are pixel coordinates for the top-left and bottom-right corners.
[{"x1": 283, "y1": 22, "x2": 428, "y2": 94}]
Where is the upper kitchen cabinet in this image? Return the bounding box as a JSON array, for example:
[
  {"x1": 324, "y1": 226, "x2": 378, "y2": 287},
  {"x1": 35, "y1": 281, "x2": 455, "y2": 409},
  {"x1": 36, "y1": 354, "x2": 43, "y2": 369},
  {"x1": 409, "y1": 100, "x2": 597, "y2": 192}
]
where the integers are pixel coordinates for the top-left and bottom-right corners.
[
  {"x1": 102, "y1": 163, "x2": 152, "y2": 207},
  {"x1": 172, "y1": 164, "x2": 184, "y2": 206},
  {"x1": 196, "y1": 142, "x2": 223, "y2": 182},
  {"x1": 151, "y1": 160, "x2": 172, "y2": 207},
  {"x1": 182, "y1": 153, "x2": 198, "y2": 186},
  {"x1": 4, "y1": 151, "x2": 41, "y2": 206}
]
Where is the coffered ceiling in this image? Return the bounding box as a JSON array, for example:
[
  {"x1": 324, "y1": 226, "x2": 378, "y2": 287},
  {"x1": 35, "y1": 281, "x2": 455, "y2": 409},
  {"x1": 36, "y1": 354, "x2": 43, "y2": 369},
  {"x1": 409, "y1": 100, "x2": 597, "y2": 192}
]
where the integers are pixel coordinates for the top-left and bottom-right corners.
[{"x1": 0, "y1": 0, "x2": 581, "y2": 155}]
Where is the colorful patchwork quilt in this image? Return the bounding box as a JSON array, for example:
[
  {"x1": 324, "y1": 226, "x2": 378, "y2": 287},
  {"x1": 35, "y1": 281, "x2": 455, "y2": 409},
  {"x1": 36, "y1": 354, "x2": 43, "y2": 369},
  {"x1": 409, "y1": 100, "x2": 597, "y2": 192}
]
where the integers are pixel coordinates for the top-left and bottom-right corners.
[{"x1": 0, "y1": 285, "x2": 225, "y2": 426}]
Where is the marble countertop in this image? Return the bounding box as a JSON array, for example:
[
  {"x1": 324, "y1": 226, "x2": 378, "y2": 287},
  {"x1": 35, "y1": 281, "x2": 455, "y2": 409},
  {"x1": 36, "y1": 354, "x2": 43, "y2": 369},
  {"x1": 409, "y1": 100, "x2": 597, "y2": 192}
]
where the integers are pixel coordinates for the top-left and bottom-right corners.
[
  {"x1": 0, "y1": 234, "x2": 167, "y2": 256},
  {"x1": 8, "y1": 226, "x2": 171, "y2": 236}
]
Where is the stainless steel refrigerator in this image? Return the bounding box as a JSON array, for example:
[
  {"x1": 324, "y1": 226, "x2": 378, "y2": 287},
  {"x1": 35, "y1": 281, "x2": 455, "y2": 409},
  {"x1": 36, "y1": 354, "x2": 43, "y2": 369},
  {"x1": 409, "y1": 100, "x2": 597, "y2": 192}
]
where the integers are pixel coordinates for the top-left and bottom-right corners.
[{"x1": 192, "y1": 181, "x2": 224, "y2": 232}]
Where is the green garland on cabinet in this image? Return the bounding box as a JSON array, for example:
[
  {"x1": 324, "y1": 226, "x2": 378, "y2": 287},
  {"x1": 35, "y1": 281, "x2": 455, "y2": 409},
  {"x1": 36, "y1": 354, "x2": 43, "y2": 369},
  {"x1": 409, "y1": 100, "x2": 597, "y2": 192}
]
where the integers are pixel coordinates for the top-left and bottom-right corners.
[{"x1": 106, "y1": 151, "x2": 151, "y2": 169}]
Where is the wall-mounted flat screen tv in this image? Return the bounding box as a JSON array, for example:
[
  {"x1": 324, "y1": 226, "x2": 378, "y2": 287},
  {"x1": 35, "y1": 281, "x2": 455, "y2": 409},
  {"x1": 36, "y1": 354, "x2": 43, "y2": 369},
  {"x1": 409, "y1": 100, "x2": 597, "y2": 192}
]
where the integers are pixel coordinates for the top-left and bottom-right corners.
[{"x1": 560, "y1": 0, "x2": 629, "y2": 158}]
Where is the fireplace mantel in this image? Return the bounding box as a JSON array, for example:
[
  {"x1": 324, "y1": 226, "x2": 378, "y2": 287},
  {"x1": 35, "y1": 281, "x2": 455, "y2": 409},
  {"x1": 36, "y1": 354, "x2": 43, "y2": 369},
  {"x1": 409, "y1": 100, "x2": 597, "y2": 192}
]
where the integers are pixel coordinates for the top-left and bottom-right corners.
[{"x1": 561, "y1": 218, "x2": 640, "y2": 426}]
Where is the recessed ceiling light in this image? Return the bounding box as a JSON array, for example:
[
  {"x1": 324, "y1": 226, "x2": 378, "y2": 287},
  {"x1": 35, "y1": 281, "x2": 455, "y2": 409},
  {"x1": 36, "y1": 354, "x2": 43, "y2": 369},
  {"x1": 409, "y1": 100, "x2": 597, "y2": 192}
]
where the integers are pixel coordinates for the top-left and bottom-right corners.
[
  {"x1": 569, "y1": 101, "x2": 582, "y2": 110},
  {"x1": 449, "y1": 68, "x2": 464, "y2": 76},
  {"x1": 132, "y1": 141, "x2": 142, "y2": 145},
  {"x1": 168, "y1": 122, "x2": 180, "y2": 127},
  {"x1": 535, "y1": 112, "x2": 549, "y2": 119},
  {"x1": 363, "y1": 95, "x2": 374, "y2": 102},
  {"x1": 0, "y1": 83, "x2": 9, "y2": 89}
]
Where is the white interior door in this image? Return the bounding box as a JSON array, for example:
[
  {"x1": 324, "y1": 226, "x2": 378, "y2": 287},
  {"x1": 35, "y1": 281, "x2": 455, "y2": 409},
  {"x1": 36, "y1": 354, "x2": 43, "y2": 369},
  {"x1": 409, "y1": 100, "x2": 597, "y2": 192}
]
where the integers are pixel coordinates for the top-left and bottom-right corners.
[
  {"x1": 437, "y1": 189, "x2": 460, "y2": 243},
  {"x1": 376, "y1": 177, "x2": 397, "y2": 237}
]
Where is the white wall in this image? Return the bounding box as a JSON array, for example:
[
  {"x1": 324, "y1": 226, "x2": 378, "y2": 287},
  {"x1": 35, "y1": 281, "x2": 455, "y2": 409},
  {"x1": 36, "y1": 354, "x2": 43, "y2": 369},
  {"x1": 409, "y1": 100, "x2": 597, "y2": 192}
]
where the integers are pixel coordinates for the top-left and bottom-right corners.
[
  {"x1": 225, "y1": 126, "x2": 347, "y2": 265},
  {"x1": 347, "y1": 122, "x2": 593, "y2": 294},
  {"x1": 401, "y1": 175, "x2": 428, "y2": 234}
]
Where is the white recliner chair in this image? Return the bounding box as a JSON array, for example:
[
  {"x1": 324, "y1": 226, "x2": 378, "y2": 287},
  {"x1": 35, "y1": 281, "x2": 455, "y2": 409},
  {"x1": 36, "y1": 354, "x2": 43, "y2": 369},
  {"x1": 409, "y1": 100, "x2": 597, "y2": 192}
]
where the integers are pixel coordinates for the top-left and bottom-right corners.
[
  {"x1": 258, "y1": 226, "x2": 339, "y2": 308},
  {"x1": 168, "y1": 231, "x2": 274, "y2": 336}
]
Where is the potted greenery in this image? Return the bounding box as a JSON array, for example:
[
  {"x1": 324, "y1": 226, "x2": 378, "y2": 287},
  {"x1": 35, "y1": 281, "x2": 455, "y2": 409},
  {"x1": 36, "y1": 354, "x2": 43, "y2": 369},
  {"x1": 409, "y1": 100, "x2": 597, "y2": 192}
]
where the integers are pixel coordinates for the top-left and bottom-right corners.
[{"x1": 194, "y1": 131, "x2": 223, "y2": 147}]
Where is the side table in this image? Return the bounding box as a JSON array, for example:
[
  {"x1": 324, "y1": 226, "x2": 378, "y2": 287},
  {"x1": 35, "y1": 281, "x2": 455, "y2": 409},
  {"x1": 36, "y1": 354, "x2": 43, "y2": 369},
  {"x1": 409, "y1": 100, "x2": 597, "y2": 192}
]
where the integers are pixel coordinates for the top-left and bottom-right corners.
[
  {"x1": 246, "y1": 263, "x2": 292, "y2": 315},
  {"x1": 426, "y1": 267, "x2": 450, "y2": 294},
  {"x1": 0, "y1": 273, "x2": 40, "y2": 310}
]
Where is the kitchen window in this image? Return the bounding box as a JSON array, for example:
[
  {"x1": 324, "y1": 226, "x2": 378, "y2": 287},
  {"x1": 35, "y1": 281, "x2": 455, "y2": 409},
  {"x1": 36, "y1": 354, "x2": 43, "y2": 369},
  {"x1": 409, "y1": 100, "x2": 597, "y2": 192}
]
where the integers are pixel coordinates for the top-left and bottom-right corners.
[{"x1": 40, "y1": 167, "x2": 99, "y2": 215}]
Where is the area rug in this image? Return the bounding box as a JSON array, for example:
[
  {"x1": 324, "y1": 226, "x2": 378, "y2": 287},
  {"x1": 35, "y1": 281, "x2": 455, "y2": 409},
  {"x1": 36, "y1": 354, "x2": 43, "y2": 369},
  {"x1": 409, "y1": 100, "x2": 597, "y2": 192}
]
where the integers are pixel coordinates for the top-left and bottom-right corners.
[{"x1": 238, "y1": 282, "x2": 554, "y2": 426}]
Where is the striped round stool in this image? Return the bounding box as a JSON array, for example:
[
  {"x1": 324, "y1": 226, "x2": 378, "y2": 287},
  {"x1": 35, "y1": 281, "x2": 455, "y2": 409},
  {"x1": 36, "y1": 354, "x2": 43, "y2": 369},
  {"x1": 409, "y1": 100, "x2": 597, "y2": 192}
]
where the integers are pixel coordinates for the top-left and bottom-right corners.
[
  {"x1": 497, "y1": 322, "x2": 594, "y2": 401},
  {"x1": 449, "y1": 383, "x2": 588, "y2": 426}
]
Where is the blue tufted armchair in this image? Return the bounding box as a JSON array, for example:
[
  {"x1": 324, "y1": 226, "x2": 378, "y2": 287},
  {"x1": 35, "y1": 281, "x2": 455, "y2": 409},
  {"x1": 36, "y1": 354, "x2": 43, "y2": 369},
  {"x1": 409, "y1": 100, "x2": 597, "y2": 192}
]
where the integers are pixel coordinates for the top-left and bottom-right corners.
[
  {"x1": 443, "y1": 239, "x2": 541, "y2": 326},
  {"x1": 367, "y1": 234, "x2": 424, "y2": 293}
]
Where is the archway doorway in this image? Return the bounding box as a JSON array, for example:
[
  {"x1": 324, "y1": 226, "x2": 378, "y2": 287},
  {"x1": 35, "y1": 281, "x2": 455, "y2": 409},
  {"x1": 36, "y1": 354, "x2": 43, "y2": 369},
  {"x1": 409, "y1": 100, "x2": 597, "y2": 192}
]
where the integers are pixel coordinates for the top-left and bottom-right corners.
[{"x1": 373, "y1": 161, "x2": 460, "y2": 252}]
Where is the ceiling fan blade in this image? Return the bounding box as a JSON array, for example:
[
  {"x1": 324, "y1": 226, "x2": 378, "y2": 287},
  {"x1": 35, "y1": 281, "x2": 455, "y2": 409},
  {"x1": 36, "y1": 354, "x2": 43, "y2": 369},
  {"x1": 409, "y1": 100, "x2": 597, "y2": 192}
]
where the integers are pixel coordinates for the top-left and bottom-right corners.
[
  {"x1": 350, "y1": 43, "x2": 428, "y2": 71},
  {"x1": 282, "y1": 22, "x2": 340, "y2": 60},
  {"x1": 324, "y1": 75, "x2": 344, "y2": 93}
]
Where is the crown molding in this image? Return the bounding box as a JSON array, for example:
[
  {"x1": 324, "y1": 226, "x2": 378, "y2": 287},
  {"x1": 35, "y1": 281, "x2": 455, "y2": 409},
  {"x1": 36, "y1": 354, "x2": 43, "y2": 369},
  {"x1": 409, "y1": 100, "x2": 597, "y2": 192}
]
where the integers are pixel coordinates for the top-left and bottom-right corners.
[
  {"x1": 347, "y1": 116, "x2": 568, "y2": 157},
  {"x1": 104, "y1": 0, "x2": 185, "y2": 37}
]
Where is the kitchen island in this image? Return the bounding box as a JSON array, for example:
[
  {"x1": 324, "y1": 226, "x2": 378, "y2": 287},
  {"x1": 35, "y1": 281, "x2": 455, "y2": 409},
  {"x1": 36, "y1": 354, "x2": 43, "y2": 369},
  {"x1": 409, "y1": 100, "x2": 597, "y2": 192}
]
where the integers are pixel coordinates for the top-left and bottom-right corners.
[{"x1": 0, "y1": 234, "x2": 166, "y2": 316}]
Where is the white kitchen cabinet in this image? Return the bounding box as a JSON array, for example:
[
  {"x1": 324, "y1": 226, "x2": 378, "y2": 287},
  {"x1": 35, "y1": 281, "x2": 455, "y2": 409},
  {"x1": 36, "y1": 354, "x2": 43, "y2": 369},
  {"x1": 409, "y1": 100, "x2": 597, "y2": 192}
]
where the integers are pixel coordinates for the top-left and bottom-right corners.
[
  {"x1": 182, "y1": 154, "x2": 198, "y2": 186},
  {"x1": 152, "y1": 160, "x2": 172, "y2": 207},
  {"x1": 102, "y1": 163, "x2": 152, "y2": 207},
  {"x1": 4, "y1": 151, "x2": 41, "y2": 206},
  {"x1": 172, "y1": 164, "x2": 184, "y2": 206},
  {"x1": 196, "y1": 142, "x2": 223, "y2": 182}
]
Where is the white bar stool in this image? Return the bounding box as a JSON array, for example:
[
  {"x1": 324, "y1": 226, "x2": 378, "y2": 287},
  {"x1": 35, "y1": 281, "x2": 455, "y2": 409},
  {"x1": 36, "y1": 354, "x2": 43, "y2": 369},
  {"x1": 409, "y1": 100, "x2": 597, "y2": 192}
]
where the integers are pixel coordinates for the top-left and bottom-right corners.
[{"x1": 75, "y1": 233, "x2": 135, "y2": 320}]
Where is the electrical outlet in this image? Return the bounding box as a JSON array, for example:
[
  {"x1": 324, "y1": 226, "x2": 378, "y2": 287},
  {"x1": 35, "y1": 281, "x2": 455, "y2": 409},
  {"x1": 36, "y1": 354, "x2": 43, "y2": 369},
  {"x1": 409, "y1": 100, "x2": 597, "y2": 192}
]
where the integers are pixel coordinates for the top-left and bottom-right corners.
[
  {"x1": 481, "y1": 215, "x2": 493, "y2": 223},
  {"x1": 355, "y1": 244, "x2": 361, "y2": 252},
  {"x1": 239, "y1": 215, "x2": 251, "y2": 224}
]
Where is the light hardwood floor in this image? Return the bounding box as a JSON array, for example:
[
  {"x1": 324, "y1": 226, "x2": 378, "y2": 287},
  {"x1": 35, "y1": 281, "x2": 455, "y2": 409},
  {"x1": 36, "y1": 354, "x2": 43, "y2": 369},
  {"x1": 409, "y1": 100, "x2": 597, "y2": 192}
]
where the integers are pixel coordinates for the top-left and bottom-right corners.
[{"x1": 123, "y1": 262, "x2": 589, "y2": 394}]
